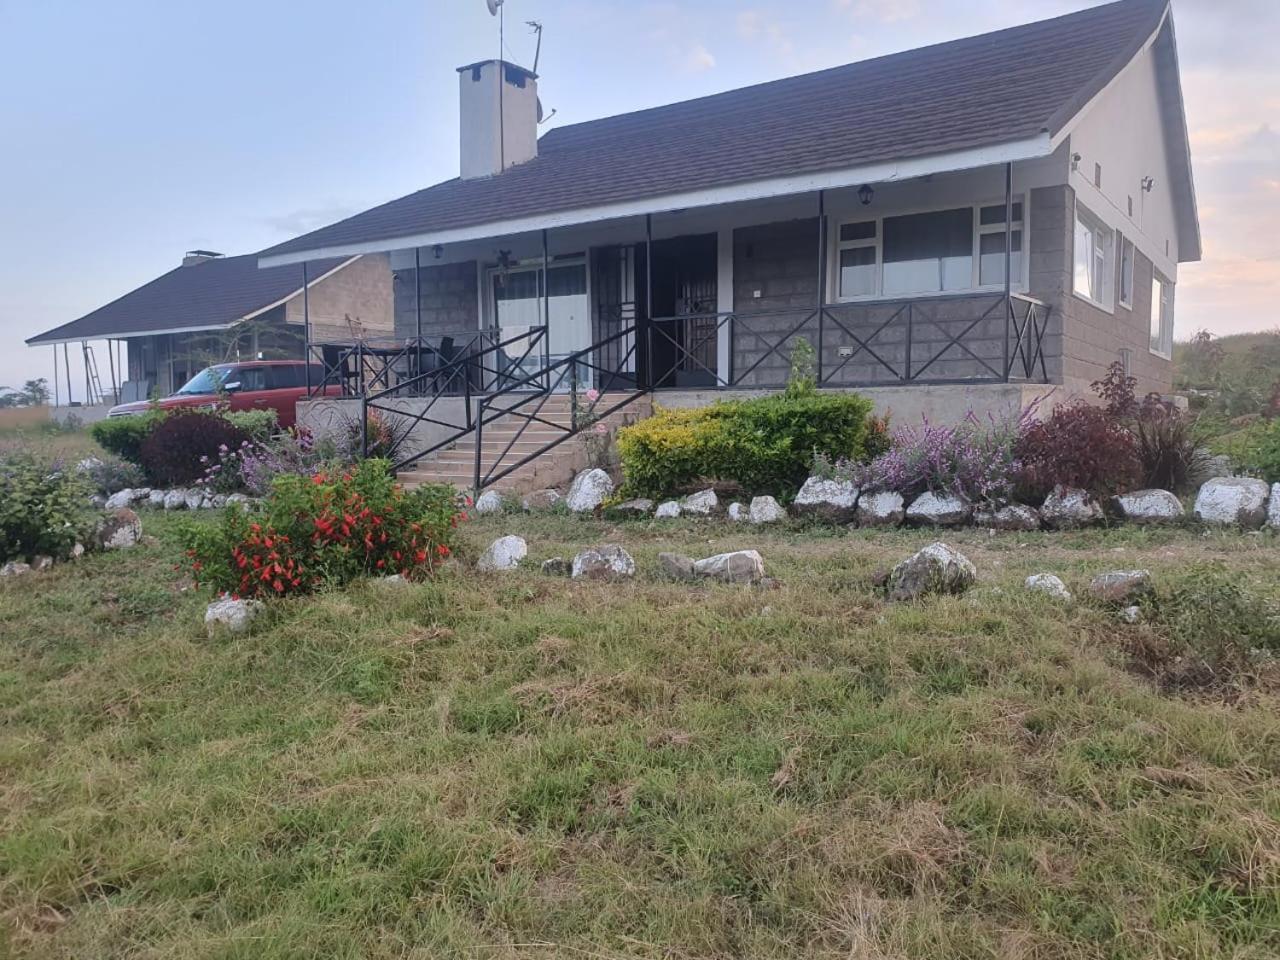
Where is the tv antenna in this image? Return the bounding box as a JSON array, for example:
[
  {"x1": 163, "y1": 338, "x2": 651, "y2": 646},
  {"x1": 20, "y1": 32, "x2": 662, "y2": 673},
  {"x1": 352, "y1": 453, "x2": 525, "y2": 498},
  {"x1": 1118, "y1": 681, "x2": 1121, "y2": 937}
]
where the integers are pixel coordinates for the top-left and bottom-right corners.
[
  {"x1": 486, "y1": 0, "x2": 506, "y2": 171},
  {"x1": 527, "y1": 20, "x2": 543, "y2": 74}
]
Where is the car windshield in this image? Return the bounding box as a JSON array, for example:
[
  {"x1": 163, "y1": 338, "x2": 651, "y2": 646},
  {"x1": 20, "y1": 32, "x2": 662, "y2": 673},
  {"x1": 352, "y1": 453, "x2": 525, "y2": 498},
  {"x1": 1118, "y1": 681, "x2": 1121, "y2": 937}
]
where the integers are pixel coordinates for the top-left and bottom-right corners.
[{"x1": 174, "y1": 366, "x2": 232, "y2": 395}]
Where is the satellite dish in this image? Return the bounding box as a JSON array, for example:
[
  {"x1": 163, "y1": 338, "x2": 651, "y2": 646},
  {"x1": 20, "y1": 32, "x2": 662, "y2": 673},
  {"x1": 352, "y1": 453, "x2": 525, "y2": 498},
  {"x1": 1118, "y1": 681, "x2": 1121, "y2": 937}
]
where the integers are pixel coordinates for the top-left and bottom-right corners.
[{"x1": 486, "y1": 0, "x2": 502, "y2": 15}]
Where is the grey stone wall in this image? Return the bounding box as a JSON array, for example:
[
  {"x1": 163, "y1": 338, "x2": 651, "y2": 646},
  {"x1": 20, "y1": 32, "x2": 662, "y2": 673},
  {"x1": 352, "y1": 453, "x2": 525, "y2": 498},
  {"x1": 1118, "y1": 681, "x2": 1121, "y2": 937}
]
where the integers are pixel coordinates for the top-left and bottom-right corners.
[
  {"x1": 393, "y1": 261, "x2": 480, "y2": 341},
  {"x1": 732, "y1": 218, "x2": 821, "y2": 387},
  {"x1": 284, "y1": 253, "x2": 394, "y2": 343}
]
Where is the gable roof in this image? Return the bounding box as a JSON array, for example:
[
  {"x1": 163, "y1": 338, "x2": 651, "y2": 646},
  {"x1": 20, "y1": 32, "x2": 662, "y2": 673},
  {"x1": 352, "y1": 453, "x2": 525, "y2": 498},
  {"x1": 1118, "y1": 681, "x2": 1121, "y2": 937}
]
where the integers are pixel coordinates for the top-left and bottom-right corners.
[
  {"x1": 261, "y1": 0, "x2": 1190, "y2": 266},
  {"x1": 26, "y1": 254, "x2": 350, "y2": 346}
]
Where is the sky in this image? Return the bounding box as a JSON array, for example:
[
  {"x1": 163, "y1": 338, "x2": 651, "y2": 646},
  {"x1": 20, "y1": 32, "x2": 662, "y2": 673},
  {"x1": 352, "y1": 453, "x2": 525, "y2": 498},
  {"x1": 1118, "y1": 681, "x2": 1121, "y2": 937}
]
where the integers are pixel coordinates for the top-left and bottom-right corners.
[{"x1": 0, "y1": 0, "x2": 1276, "y2": 402}]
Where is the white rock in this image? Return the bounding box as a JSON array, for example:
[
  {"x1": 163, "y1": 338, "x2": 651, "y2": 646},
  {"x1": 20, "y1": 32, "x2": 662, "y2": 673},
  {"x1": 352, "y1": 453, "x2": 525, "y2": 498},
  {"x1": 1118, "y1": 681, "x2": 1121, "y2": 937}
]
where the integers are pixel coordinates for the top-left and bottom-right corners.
[
  {"x1": 692, "y1": 550, "x2": 766, "y2": 584},
  {"x1": 973, "y1": 502, "x2": 1041, "y2": 532},
  {"x1": 608, "y1": 497, "x2": 653, "y2": 517},
  {"x1": 1089, "y1": 570, "x2": 1153, "y2": 604},
  {"x1": 1121, "y1": 605, "x2": 1142, "y2": 624},
  {"x1": 96, "y1": 509, "x2": 143, "y2": 551},
  {"x1": 680, "y1": 489, "x2": 720, "y2": 516},
  {"x1": 75, "y1": 456, "x2": 104, "y2": 473},
  {"x1": 654, "y1": 500, "x2": 681, "y2": 519},
  {"x1": 1193, "y1": 477, "x2": 1270, "y2": 529},
  {"x1": 1025, "y1": 573, "x2": 1071, "y2": 601},
  {"x1": 658, "y1": 552, "x2": 696, "y2": 581},
  {"x1": 474, "y1": 490, "x2": 505, "y2": 515},
  {"x1": 378, "y1": 574, "x2": 411, "y2": 588},
  {"x1": 210, "y1": 494, "x2": 228, "y2": 508},
  {"x1": 30, "y1": 555, "x2": 54, "y2": 572},
  {"x1": 1111, "y1": 489, "x2": 1184, "y2": 524},
  {"x1": 727, "y1": 502, "x2": 748, "y2": 522},
  {"x1": 1, "y1": 561, "x2": 32, "y2": 577},
  {"x1": 522, "y1": 489, "x2": 563, "y2": 512},
  {"x1": 105, "y1": 489, "x2": 136, "y2": 510},
  {"x1": 148, "y1": 489, "x2": 168, "y2": 508},
  {"x1": 571, "y1": 544, "x2": 636, "y2": 580},
  {"x1": 1270, "y1": 484, "x2": 1280, "y2": 531},
  {"x1": 565, "y1": 469, "x2": 614, "y2": 513},
  {"x1": 906, "y1": 491, "x2": 972, "y2": 527},
  {"x1": 183, "y1": 489, "x2": 205, "y2": 511},
  {"x1": 226, "y1": 493, "x2": 252, "y2": 506},
  {"x1": 887, "y1": 542, "x2": 977, "y2": 601},
  {"x1": 70, "y1": 543, "x2": 85, "y2": 559},
  {"x1": 791, "y1": 476, "x2": 859, "y2": 523},
  {"x1": 204, "y1": 597, "x2": 263, "y2": 637},
  {"x1": 1040, "y1": 486, "x2": 1104, "y2": 530},
  {"x1": 749, "y1": 496, "x2": 787, "y2": 525},
  {"x1": 163, "y1": 489, "x2": 187, "y2": 511},
  {"x1": 477, "y1": 535, "x2": 527, "y2": 572},
  {"x1": 856, "y1": 491, "x2": 905, "y2": 527}
]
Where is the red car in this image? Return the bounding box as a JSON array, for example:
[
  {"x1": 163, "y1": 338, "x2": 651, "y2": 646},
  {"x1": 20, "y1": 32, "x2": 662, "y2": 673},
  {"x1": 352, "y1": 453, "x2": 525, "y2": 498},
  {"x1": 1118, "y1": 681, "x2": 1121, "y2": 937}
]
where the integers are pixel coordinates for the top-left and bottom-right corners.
[{"x1": 108, "y1": 360, "x2": 338, "y2": 429}]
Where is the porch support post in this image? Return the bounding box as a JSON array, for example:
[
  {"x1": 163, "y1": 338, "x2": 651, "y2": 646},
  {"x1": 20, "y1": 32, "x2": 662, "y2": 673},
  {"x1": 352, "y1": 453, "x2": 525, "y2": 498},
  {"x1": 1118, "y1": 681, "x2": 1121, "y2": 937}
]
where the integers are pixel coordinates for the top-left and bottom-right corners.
[
  {"x1": 644, "y1": 213, "x2": 653, "y2": 390},
  {"x1": 716, "y1": 225, "x2": 733, "y2": 386},
  {"x1": 107, "y1": 338, "x2": 118, "y2": 398},
  {"x1": 63, "y1": 343, "x2": 72, "y2": 406},
  {"x1": 52, "y1": 345, "x2": 59, "y2": 408},
  {"x1": 1003, "y1": 161, "x2": 1013, "y2": 381},
  {"x1": 816, "y1": 189, "x2": 826, "y2": 384},
  {"x1": 414, "y1": 246, "x2": 422, "y2": 343},
  {"x1": 541, "y1": 228, "x2": 550, "y2": 387},
  {"x1": 302, "y1": 260, "x2": 311, "y2": 394}
]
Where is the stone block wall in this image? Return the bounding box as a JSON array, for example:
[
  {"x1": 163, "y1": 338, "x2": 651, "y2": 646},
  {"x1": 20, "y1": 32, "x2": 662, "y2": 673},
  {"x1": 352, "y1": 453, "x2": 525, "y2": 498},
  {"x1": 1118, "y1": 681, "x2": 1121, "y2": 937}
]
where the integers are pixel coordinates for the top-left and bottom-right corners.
[
  {"x1": 284, "y1": 254, "x2": 394, "y2": 343},
  {"x1": 393, "y1": 261, "x2": 480, "y2": 341}
]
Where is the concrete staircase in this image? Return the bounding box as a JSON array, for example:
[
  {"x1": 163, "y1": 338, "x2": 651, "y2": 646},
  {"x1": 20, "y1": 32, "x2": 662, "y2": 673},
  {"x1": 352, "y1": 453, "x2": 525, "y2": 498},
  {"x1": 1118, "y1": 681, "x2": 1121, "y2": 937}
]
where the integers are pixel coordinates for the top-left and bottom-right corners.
[{"x1": 397, "y1": 392, "x2": 650, "y2": 493}]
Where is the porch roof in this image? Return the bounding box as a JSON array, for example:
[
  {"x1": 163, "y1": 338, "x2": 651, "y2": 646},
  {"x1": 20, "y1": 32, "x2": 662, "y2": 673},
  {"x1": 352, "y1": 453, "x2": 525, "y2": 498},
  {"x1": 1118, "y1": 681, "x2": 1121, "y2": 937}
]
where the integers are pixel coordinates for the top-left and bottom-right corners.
[
  {"x1": 260, "y1": 0, "x2": 1189, "y2": 268},
  {"x1": 26, "y1": 254, "x2": 350, "y2": 347}
]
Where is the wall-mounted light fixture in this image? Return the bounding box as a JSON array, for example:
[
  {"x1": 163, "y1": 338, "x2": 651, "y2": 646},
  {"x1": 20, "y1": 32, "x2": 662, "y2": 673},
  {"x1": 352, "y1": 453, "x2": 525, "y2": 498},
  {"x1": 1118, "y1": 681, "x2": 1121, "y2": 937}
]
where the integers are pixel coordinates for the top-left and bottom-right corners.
[
  {"x1": 857, "y1": 184, "x2": 874, "y2": 206},
  {"x1": 1141, "y1": 176, "x2": 1155, "y2": 193},
  {"x1": 432, "y1": 244, "x2": 444, "y2": 259},
  {"x1": 1071, "y1": 152, "x2": 1082, "y2": 171}
]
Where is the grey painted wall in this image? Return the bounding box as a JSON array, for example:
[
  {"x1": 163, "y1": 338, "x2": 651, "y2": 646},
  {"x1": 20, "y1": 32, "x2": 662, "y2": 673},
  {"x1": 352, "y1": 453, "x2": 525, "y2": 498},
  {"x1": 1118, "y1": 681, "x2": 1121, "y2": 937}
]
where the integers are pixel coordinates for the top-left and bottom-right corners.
[{"x1": 393, "y1": 260, "x2": 479, "y2": 341}]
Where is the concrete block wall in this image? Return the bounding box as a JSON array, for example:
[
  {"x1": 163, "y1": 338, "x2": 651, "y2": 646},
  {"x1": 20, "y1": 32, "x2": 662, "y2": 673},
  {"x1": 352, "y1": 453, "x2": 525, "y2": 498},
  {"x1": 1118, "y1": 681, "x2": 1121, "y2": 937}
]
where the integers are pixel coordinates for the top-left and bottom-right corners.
[
  {"x1": 393, "y1": 261, "x2": 479, "y2": 341},
  {"x1": 284, "y1": 254, "x2": 394, "y2": 343}
]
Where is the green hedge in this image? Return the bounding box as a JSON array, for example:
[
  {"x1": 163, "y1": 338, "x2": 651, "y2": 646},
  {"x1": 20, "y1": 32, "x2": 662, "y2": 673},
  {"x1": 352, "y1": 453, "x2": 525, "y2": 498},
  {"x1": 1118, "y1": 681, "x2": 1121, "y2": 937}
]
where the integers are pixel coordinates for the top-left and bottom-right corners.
[
  {"x1": 1210, "y1": 418, "x2": 1280, "y2": 483},
  {"x1": 616, "y1": 388, "x2": 876, "y2": 498},
  {"x1": 90, "y1": 412, "x2": 164, "y2": 464}
]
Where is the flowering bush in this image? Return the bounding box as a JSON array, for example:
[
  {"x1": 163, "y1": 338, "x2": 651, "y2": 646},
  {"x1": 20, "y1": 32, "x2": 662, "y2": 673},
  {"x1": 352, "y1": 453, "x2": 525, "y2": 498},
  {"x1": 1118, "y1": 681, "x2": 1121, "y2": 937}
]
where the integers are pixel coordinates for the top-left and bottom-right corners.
[
  {"x1": 139, "y1": 411, "x2": 251, "y2": 486},
  {"x1": 197, "y1": 428, "x2": 333, "y2": 496},
  {"x1": 179, "y1": 459, "x2": 464, "y2": 599}
]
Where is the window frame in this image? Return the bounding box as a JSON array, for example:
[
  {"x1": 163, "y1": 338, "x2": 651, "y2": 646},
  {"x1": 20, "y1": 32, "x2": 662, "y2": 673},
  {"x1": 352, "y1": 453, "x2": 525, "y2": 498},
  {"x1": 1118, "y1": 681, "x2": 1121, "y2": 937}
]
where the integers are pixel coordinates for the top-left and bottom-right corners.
[
  {"x1": 833, "y1": 196, "x2": 1028, "y2": 302},
  {"x1": 1149, "y1": 272, "x2": 1173, "y2": 359},
  {"x1": 1072, "y1": 200, "x2": 1115, "y2": 311},
  {"x1": 1118, "y1": 235, "x2": 1135, "y2": 310}
]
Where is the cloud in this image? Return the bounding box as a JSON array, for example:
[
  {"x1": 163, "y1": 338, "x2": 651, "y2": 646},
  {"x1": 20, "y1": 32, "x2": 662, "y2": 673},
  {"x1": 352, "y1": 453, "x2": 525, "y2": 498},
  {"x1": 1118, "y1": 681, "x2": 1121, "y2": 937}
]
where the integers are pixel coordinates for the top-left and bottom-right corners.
[
  {"x1": 736, "y1": 9, "x2": 795, "y2": 58},
  {"x1": 832, "y1": 0, "x2": 921, "y2": 23},
  {"x1": 260, "y1": 205, "x2": 356, "y2": 236},
  {"x1": 682, "y1": 43, "x2": 716, "y2": 73}
]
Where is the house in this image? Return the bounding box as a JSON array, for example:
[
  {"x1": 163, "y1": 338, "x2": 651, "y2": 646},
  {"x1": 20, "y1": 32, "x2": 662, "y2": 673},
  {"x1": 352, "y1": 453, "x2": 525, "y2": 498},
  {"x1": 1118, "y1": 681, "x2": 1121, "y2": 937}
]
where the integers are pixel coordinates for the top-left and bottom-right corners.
[
  {"x1": 258, "y1": 0, "x2": 1198, "y2": 488},
  {"x1": 26, "y1": 250, "x2": 394, "y2": 403}
]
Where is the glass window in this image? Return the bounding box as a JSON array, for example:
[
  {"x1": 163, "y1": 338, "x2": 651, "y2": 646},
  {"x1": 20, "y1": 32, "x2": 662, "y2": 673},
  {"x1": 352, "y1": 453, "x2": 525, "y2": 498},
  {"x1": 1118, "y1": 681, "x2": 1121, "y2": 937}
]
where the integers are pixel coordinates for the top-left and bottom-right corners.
[
  {"x1": 840, "y1": 221, "x2": 876, "y2": 242},
  {"x1": 979, "y1": 202, "x2": 1024, "y2": 226},
  {"x1": 1073, "y1": 205, "x2": 1112, "y2": 306},
  {"x1": 1150, "y1": 274, "x2": 1172, "y2": 355},
  {"x1": 839, "y1": 247, "x2": 877, "y2": 297},
  {"x1": 174, "y1": 366, "x2": 228, "y2": 395},
  {"x1": 231, "y1": 367, "x2": 268, "y2": 391},
  {"x1": 266, "y1": 366, "x2": 304, "y2": 389},
  {"x1": 1119, "y1": 239, "x2": 1135, "y2": 307},
  {"x1": 979, "y1": 231, "x2": 1023, "y2": 286},
  {"x1": 882, "y1": 208, "x2": 974, "y2": 296}
]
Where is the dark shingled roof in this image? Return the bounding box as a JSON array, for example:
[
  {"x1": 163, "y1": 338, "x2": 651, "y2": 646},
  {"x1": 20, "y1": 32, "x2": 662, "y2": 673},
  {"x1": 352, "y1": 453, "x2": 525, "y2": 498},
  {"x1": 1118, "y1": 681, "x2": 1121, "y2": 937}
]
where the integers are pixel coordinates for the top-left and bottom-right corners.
[
  {"x1": 261, "y1": 0, "x2": 1170, "y2": 261},
  {"x1": 26, "y1": 254, "x2": 349, "y2": 345}
]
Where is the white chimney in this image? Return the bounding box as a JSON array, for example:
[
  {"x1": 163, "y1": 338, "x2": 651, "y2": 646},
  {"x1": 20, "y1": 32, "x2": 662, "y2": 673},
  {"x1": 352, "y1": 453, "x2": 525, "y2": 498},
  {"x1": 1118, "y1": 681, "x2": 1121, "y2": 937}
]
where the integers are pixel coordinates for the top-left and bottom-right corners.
[
  {"x1": 183, "y1": 250, "x2": 223, "y2": 267},
  {"x1": 457, "y1": 59, "x2": 538, "y2": 179}
]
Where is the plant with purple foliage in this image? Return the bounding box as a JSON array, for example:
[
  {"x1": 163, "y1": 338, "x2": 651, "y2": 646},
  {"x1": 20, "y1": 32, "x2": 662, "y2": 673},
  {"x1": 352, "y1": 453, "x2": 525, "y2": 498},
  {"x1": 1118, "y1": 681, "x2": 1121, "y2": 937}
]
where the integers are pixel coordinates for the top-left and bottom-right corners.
[{"x1": 238, "y1": 428, "x2": 333, "y2": 497}]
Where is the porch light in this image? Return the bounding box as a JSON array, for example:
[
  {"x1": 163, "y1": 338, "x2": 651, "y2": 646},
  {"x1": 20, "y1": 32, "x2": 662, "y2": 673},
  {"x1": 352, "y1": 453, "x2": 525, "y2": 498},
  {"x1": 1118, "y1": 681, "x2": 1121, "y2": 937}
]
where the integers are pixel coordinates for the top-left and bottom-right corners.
[
  {"x1": 857, "y1": 184, "x2": 874, "y2": 206},
  {"x1": 1141, "y1": 176, "x2": 1155, "y2": 193},
  {"x1": 432, "y1": 244, "x2": 444, "y2": 259}
]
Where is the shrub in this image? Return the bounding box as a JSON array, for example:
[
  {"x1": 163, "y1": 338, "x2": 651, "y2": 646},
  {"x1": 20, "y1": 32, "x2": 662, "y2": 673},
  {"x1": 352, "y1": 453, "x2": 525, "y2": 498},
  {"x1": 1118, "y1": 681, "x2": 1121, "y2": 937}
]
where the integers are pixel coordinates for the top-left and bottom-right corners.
[
  {"x1": 90, "y1": 412, "x2": 164, "y2": 464},
  {"x1": 223, "y1": 408, "x2": 279, "y2": 441},
  {"x1": 1148, "y1": 562, "x2": 1280, "y2": 668},
  {"x1": 1014, "y1": 401, "x2": 1141, "y2": 502},
  {"x1": 1211, "y1": 417, "x2": 1280, "y2": 483},
  {"x1": 617, "y1": 390, "x2": 875, "y2": 498},
  {"x1": 238, "y1": 429, "x2": 335, "y2": 496},
  {"x1": 179, "y1": 459, "x2": 464, "y2": 598},
  {"x1": 139, "y1": 412, "x2": 251, "y2": 487},
  {"x1": 0, "y1": 454, "x2": 93, "y2": 562},
  {"x1": 81, "y1": 455, "x2": 147, "y2": 495}
]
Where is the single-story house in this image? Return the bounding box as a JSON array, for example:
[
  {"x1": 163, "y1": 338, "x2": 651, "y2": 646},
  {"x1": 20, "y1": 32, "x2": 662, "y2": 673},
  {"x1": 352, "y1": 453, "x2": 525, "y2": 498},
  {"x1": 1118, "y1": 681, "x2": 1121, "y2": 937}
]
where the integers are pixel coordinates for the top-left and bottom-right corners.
[
  {"x1": 256, "y1": 0, "x2": 1196, "y2": 487},
  {"x1": 26, "y1": 250, "x2": 393, "y2": 402}
]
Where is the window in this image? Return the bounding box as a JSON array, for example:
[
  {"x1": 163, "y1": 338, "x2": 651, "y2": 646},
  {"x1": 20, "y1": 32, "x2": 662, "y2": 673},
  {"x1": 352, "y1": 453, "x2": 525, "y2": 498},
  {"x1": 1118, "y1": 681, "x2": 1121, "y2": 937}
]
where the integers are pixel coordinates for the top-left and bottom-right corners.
[
  {"x1": 883, "y1": 208, "x2": 973, "y2": 295},
  {"x1": 266, "y1": 366, "x2": 306, "y2": 389},
  {"x1": 1073, "y1": 204, "x2": 1114, "y2": 308},
  {"x1": 837, "y1": 220, "x2": 877, "y2": 298},
  {"x1": 1119, "y1": 237, "x2": 1135, "y2": 309},
  {"x1": 978, "y1": 201, "x2": 1024, "y2": 286},
  {"x1": 1150, "y1": 273, "x2": 1173, "y2": 357}
]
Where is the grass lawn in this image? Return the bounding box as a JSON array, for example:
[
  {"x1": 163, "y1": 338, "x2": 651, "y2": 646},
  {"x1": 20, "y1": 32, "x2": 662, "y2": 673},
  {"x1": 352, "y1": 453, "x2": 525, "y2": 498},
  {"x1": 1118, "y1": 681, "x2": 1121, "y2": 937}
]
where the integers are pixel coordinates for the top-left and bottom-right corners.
[{"x1": 2, "y1": 508, "x2": 1279, "y2": 958}]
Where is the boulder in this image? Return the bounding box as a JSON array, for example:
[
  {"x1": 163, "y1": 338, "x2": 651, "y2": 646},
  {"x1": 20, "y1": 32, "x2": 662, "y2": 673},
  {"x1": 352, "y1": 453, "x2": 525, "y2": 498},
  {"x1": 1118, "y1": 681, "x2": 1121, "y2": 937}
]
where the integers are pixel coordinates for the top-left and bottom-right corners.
[
  {"x1": 147, "y1": 489, "x2": 167, "y2": 508},
  {"x1": 1089, "y1": 569, "x2": 1153, "y2": 605},
  {"x1": 1121, "y1": 605, "x2": 1143, "y2": 624},
  {"x1": 96, "y1": 508, "x2": 143, "y2": 551},
  {"x1": 749, "y1": 496, "x2": 787, "y2": 525},
  {"x1": 183, "y1": 488, "x2": 205, "y2": 511},
  {"x1": 856, "y1": 491, "x2": 905, "y2": 527},
  {"x1": 791, "y1": 476, "x2": 859, "y2": 523},
  {"x1": 210, "y1": 494, "x2": 228, "y2": 509},
  {"x1": 571, "y1": 545, "x2": 636, "y2": 580},
  {"x1": 105, "y1": 488, "x2": 137, "y2": 510},
  {"x1": 692, "y1": 550, "x2": 766, "y2": 584},
  {"x1": 1, "y1": 561, "x2": 31, "y2": 577},
  {"x1": 886, "y1": 542, "x2": 976, "y2": 602},
  {"x1": 1040, "y1": 486, "x2": 1104, "y2": 530},
  {"x1": 654, "y1": 500, "x2": 681, "y2": 519},
  {"x1": 565, "y1": 469, "x2": 614, "y2": 513},
  {"x1": 680, "y1": 489, "x2": 720, "y2": 516},
  {"x1": 906, "y1": 491, "x2": 972, "y2": 527},
  {"x1": 477, "y1": 535, "x2": 528, "y2": 572},
  {"x1": 1193, "y1": 477, "x2": 1270, "y2": 529},
  {"x1": 657, "y1": 552, "x2": 696, "y2": 581},
  {"x1": 474, "y1": 490, "x2": 505, "y2": 515},
  {"x1": 204, "y1": 597, "x2": 263, "y2": 637},
  {"x1": 541, "y1": 557, "x2": 571, "y2": 576},
  {"x1": 30, "y1": 555, "x2": 54, "y2": 572},
  {"x1": 727, "y1": 502, "x2": 748, "y2": 522},
  {"x1": 608, "y1": 498, "x2": 653, "y2": 518},
  {"x1": 75, "y1": 456, "x2": 104, "y2": 473},
  {"x1": 1270, "y1": 484, "x2": 1280, "y2": 531},
  {"x1": 378, "y1": 574, "x2": 411, "y2": 588},
  {"x1": 1110, "y1": 489, "x2": 1184, "y2": 524},
  {"x1": 522, "y1": 489, "x2": 564, "y2": 512},
  {"x1": 70, "y1": 543, "x2": 85, "y2": 559},
  {"x1": 973, "y1": 502, "x2": 1041, "y2": 532},
  {"x1": 163, "y1": 489, "x2": 187, "y2": 511},
  {"x1": 1025, "y1": 573, "x2": 1071, "y2": 601},
  {"x1": 226, "y1": 493, "x2": 253, "y2": 507}
]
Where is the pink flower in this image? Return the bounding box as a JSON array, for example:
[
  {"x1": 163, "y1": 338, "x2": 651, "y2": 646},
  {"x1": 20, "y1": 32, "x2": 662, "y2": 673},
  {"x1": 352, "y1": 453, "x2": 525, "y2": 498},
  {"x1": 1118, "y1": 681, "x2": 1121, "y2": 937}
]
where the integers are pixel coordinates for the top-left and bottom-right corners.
[
  {"x1": 594, "y1": 422, "x2": 608, "y2": 434},
  {"x1": 585, "y1": 388, "x2": 600, "y2": 403}
]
